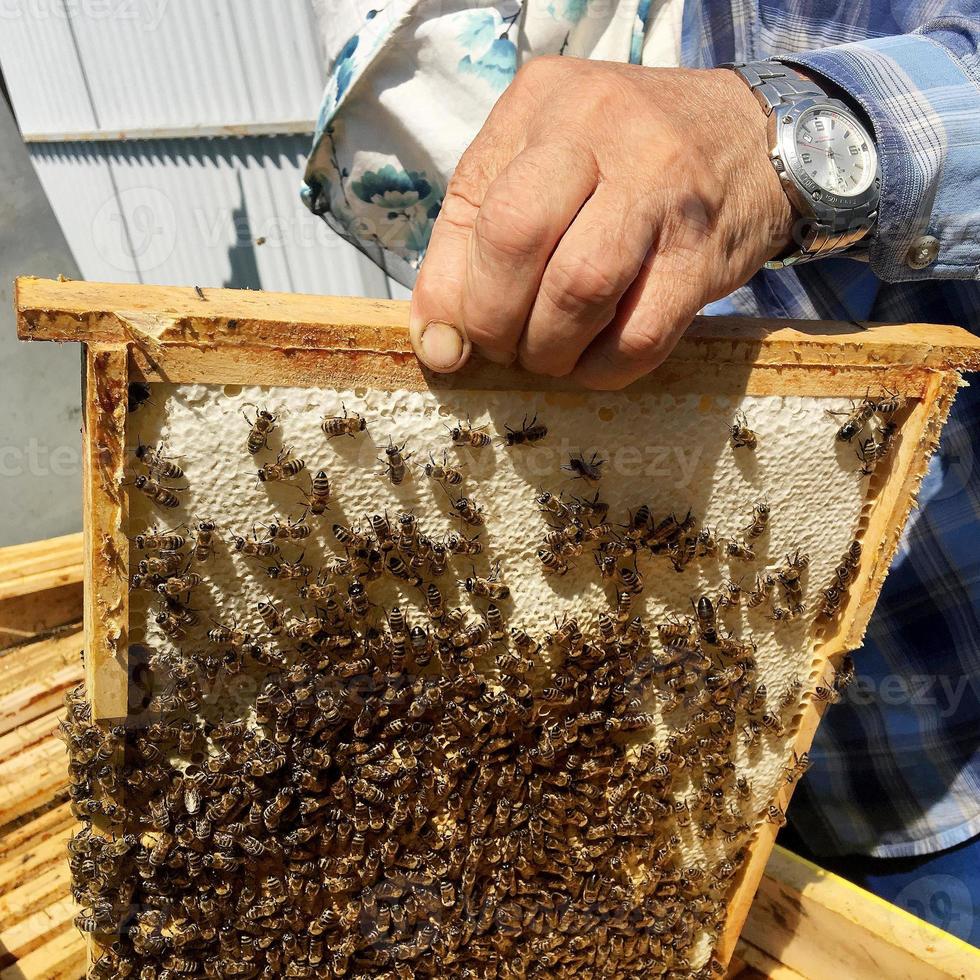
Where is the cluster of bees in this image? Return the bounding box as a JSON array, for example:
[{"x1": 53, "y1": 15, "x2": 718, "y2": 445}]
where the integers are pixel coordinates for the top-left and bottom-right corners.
[
  {"x1": 830, "y1": 389, "x2": 903, "y2": 475},
  {"x1": 64, "y1": 391, "x2": 878, "y2": 979}
]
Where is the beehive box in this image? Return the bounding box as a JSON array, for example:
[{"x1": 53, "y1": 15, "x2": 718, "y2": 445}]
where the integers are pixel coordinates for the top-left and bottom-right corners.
[{"x1": 15, "y1": 277, "x2": 980, "y2": 979}]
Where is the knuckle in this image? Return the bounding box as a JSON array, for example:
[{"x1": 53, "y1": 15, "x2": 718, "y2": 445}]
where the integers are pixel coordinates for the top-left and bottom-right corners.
[
  {"x1": 441, "y1": 172, "x2": 485, "y2": 230},
  {"x1": 515, "y1": 54, "x2": 562, "y2": 85},
  {"x1": 474, "y1": 193, "x2": 548, "y2": 262},
  {"x1": 542, "y1": 254, "x2": 627, "y2": 318},
  {"x1": 617, "y1": 325, "x2": 668, "y2": 366}
]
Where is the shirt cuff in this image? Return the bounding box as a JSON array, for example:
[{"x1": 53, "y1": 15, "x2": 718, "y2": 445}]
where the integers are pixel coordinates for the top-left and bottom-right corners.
[{"x1": 781, "y1": 32, "x2": 980, "y2": 283}]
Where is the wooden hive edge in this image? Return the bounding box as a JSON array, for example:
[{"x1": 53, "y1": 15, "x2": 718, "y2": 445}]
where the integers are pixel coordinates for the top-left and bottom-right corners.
[{"x1": 16, "y1": 277, "x2": 980, "y2": 376}]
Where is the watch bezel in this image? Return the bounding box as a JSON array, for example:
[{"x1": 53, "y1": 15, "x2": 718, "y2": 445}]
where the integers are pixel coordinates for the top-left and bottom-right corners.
[{"x1": 768, "y1": 95, "x2": 880, "y2": 216}]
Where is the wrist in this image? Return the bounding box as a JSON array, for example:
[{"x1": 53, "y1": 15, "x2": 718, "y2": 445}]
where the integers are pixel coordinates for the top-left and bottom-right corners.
[{"x1": 710, "y1": 68, "x2": 796, "y2": 261}]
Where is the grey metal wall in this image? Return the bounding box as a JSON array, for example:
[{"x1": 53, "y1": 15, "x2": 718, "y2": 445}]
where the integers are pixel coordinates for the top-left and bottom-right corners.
[
  {"x1": 0, "y1": 96, "x2": 83, "y2": 546},
  {"x1": 0, "y1": 1, "x2": 403, "y2": 545}
]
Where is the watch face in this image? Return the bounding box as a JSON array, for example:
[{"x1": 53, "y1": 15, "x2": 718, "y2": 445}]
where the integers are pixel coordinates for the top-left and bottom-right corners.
[{"x1": 792, "y1": 107, "x2": 875, "y2": 197}]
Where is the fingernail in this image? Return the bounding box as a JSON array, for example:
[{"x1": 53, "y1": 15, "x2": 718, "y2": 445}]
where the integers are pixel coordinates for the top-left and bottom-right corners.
[{"x1": 418, "y1": 320, "x2": 469, "y2": 372}]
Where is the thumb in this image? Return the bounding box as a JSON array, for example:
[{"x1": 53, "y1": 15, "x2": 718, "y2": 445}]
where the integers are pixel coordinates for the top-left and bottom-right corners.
[{"x1": 409, "y1": 191, "x2": 475, "y2": 373}]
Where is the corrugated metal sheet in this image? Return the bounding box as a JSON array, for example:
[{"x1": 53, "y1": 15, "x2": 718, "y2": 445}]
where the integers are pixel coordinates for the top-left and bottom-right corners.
[
  {"x1": 29, "y1": 136, "x2": 390, "y2": 298},
  {"x1": 29, "y1": 141, "x2": 142, "y2": 284},
  {"x1": 1, "y1": 0, "x2": 324, "y2": 139},
  {"x1": 0, "y1": 8, "x2": 97, "y2": 136}
]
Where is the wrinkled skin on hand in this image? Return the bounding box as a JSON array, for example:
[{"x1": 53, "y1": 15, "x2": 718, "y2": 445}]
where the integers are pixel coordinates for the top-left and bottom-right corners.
[{"x1": 410, "y1": 57, "x2": 794, "y2": 389}]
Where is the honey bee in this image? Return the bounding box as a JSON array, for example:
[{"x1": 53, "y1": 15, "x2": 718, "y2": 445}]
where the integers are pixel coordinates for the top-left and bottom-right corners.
[
  {"x1": 505, "y1": 414, "x2": 547, "y2": 446},
  {"x1": 134, "y1": 476, "x2": 181, "y2": 508},
  {"x1": 258, "y1": 448, "x2": 305, "y2": 483},
  {"x1": 321, "y1": 403, "x2": 367, "y2": 439},
  {"x1": 783, "y1": 750, "x2": 811, "y2": 785},
  {"x1": 730, "y1": 410, "x2": 757, "y2": 450},
  {"x1": 347, "y1": 581, "x2": 371, "y2": 618},
  {"x1": 764, "y1": 804, "x2": 787, "y2": 827},
  {"x1": 135, "y1": 441, "x2": 184, "y2": 480},
  {"x1": 856, "y1": 420, "x2": 897, "y2": 475},
  {"x1": 234, "y1": 530, "x2": 278, "y2": 558},
  {"x1": 536, "y1": 489, "x2": 573, "y2": 522},
  {"x1": 127, "y1": 381, "x2": 151, "y2": 413},
  {"x1": 618, "y1": 564, "x2": 644, "y2": 595},
  {"x1": 755, "y1": 715, "x2": 783, "y2": 743},
  {"x1": 818, "y1": 584, "x2": 845, "y2": 618},
  {"x1": 137, "y1": 551, "x2": 183, "y2": 577},
  {"x1": 301, "y1": 470, "x2": 331, "y2": 515},
  {"x1": 829, "y1": 395, "x2": 876, "y2": 442},
  {"x1": 464, "y1": 562, "x2": 510, "y2": 601},
  {"x1": 668, "y1": 534, "x2": 698, "y2": 573},
  {"x1": 537, "y1": 548, "x2": 569, "y2": 576},
  {"x1": 744, "y1": 500, "x2": 770, "y2": 540},
  {"x1": 717, "y1": 579, "x2": 742, "y2": 608},
  {"x1": 450, "y1": 417, "x2": 492, "y2": 448},
  {"x1": 726, "y1": 538, "x2": 756, "y2": 562},
  {"x1": 873, "y1": 389, "x2": 904, "y2": 417},
  {"x1": 563, "y1": 451, "x2": 604, "y2": 482},
  {"x1": 779, "y1": 677, "x2": 805, "y2": 709},
  {"x1": 746, "y1": 573, "x2": 776, "y2": 609},
  {"x1": 157, "y1": 573, "x2": 201, "y2": 597},
  {"x1": 813, "y1": 682, "x2": 841, "y2": 704},
  {"x1": 835, "y1": 652, "x2": 856, "y2": 694},
  {"x1": 257, "y1": 599, "x2": 284, "y2": 635},
  {"x1": 451, "y1": 495, "x2": 485, "y2": 527},
  {"x1": 265, "y1": 514, "x2": 311, "y2": 541},
  {"x1": 243, "y1": 405, "x2": 277, "y2": 455},
  {"x1": 424, "y1": 451, "x2": 463, "y2": 487},
  {"x1": 193, "y1": 520, "x2": 217, "y2": 562},
  {"x1": 646, "y1": 511, "x2": 693, "y2": 552},
  {"x1": 593, "y1": 551, "x2": 616, "y2": 579},
  {"x1": 446, "y1": 531, "x2": 482, "y2": 556},
  {"x1": 696, "y1": 526, "x2": 718, "y2": 558},
  {"x1": 154, "y1": 605, "x2": 190, "y2": 639},
  {"x1": 267, "y1": 558, "x2": 311, "y2": 580},
  {"x1": 208, "y1": 621, "x2": 254, "y2": 650},
  {"x1": 385, "y1": 555, "x2": 423, "y2": 588},
  {"x1": 333, "y1": 522, "x2": 370, "y2": 550},
  {"x1": 409, "y1": 626, "x2": 433, "y2": 666},
  {"x1": 382, "y1": 438, "x2": 412, "y2": 485},
  {"x1": 693, "y1": 595, "x2": 718, "y2": 645},
  {"x1": 133, "y1": 525, "x2": 185, "y2": 551}
]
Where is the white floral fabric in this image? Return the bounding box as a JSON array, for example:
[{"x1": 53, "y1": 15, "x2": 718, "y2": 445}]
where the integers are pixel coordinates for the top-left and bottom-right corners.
[{"x1": 302, "y1": 0, "x2": 681, "y2": 286}]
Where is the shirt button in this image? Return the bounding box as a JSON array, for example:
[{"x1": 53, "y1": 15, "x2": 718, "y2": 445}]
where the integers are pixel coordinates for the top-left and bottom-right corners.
[{"x1": 906, "y1": 235, "x2": 940, "y2": 269}]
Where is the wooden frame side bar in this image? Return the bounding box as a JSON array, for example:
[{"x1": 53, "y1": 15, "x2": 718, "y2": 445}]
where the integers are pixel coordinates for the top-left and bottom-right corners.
[
  {"x1": 17, "y1": 277, "x2": 980, "y2": 373},
  {"x1": 843, "y1": 371, "x2": 962, "y2": 650},
  {"x1": 717, "y1": 362, "x2": 963, "y2": 964},
  {"x1": 82, "y1": 346, "x2": 129, "y2": 722},
  {"x1": 741, "y1": 846, "x2": 980, "y2": 980}
]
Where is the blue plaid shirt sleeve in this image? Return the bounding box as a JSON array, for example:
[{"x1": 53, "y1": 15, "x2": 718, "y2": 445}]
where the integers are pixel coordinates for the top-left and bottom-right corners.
[{"x1": 783, "y1": 19, "x2": 980, "y2": 284}]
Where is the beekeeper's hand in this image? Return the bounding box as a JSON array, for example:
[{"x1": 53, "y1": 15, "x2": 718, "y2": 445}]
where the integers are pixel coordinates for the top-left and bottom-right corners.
[{"x1": 409, "y1": 57, "x2": 793, "y2": 389}]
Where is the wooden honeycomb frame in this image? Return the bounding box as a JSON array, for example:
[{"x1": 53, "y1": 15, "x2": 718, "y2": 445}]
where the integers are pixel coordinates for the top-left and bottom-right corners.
[{"x1": 15, "y1": 275, "x2": 980, "y2": 972}]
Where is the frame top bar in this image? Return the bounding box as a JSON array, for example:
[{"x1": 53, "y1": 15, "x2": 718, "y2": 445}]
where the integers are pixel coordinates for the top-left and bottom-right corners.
[{"x1": 15, "y1": 276, "x2": 980, "y2": 373}]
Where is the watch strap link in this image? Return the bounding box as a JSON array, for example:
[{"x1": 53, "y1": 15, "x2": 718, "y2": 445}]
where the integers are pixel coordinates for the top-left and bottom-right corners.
[
  {"x1": 730, "y1": 62, "x2": 827, "y2": 114},
  {"x1": 724, "y1": 60, "x2": 877, "y2": 269}
]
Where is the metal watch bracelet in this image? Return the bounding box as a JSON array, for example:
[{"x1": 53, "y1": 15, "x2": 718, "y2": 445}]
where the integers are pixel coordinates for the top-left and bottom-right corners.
[{"x1": 725, "y1": 61, "x2": 878, "y2": 269}]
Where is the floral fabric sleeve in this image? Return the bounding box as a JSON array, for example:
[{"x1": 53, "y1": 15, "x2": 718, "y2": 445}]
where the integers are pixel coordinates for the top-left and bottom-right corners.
[{"x1": 302, "y1": 0, "x2": 645, "y2": 287}]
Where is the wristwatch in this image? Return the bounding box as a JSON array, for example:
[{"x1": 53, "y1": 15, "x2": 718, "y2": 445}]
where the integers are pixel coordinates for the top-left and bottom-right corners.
[{"x1": 724, "y1": 60, "x2": 880, "y2": 269}]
